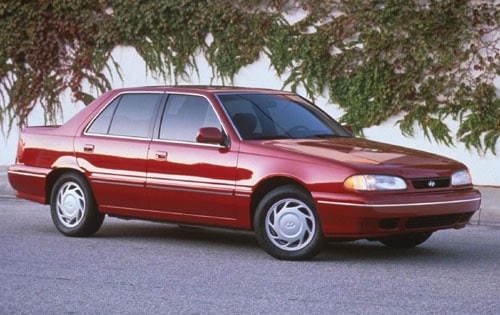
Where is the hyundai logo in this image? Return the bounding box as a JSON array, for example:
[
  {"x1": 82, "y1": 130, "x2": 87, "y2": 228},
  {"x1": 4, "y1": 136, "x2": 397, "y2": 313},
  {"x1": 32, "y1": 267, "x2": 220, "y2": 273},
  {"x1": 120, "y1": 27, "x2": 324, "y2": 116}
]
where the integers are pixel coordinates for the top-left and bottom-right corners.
[
  {"x1": 284, "y1": 221, "x2": 297, "y2": 229},
  {"x1": 428, "y1": 180, "x2": 436, "y2": 188}
]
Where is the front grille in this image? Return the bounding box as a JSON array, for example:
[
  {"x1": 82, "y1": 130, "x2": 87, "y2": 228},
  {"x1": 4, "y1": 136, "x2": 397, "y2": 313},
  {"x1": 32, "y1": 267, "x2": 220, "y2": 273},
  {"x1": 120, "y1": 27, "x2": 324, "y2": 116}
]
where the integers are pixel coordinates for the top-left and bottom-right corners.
[
  {"x1": 405, "y1": 212, "x2": 474, "y2": 229},
  {"x1": 411, "y1": 177, "x2": 450, "y2": 189}
]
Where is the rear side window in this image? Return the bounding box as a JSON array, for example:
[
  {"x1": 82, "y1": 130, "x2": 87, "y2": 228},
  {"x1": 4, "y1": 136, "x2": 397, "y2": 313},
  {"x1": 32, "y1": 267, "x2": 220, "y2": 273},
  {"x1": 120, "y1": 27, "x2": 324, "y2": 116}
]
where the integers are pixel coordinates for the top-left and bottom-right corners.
[
  {"x1": 86, "y1": 98, "x2": 119, "y2": 135},
  {"x1": 87, "y1": 93, "x2": 162, "y2": 138}
]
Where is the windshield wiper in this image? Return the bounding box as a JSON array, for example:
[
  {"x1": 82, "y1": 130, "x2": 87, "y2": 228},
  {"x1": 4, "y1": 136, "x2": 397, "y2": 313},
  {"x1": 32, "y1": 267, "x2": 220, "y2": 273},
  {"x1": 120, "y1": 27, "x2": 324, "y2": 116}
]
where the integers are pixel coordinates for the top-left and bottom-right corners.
[
  {"x1": 253, "y1": 135, "x2": 292, "y2": 140},
  {"x1": 305, "y1": 134, "x2": 344, "y2": 139}
]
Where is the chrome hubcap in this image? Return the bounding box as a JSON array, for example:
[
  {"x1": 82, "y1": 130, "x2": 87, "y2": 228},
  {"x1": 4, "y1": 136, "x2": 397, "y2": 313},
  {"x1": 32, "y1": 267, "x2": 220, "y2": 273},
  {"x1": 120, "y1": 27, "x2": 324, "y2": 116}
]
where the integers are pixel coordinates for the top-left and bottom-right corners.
[
  {"x1": 56, "y1": 182, "x2": 85, "y2": 228},
  {"x1": 265, "y1": 198, "x2": 316, "y2": 251}
]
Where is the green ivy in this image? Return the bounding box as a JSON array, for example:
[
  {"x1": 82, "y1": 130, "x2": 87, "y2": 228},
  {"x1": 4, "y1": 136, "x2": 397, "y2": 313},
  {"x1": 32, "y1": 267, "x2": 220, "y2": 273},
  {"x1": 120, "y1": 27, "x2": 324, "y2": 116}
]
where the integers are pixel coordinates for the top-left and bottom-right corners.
[{"x1": 1, "y1": 0, "x2": 499, "y2": 154}]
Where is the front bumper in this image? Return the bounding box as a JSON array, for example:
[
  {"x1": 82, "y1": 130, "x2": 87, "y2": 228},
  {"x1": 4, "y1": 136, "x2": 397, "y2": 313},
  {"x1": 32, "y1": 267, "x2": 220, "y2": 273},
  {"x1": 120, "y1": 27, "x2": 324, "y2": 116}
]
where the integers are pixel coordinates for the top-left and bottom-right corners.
[{"x1": 314, "y1": 188, "x2": 481, "y2": 239}]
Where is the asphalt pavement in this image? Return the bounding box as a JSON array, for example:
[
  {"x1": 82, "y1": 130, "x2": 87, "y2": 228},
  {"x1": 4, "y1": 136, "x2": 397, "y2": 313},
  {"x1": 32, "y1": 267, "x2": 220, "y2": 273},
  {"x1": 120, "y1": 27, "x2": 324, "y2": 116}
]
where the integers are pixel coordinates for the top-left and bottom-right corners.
[
  {"x1": 1, "y1": 197, "x2": 500, "y2": 314},
  {"x1": 1, "y1": 166, "x2": 499, "y2": 226}
]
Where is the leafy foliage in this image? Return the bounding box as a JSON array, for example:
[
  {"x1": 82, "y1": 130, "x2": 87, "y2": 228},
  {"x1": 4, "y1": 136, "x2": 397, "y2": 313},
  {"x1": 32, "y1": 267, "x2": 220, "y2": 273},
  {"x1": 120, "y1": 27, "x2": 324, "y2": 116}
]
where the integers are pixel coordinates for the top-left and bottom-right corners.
[
  {"x1": 0, "y1": 1, "x2": 114, "y2": 130},
  {"x1": 1, "y1": 0, "x2": 499, "y2": 153}
]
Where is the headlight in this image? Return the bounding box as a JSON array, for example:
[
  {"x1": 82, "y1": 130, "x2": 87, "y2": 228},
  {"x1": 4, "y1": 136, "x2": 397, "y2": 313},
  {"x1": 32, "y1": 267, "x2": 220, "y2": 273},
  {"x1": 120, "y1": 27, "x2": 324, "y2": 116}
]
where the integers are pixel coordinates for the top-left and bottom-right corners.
[
  {"x1": 344, "y1": 175, "x2": 407, "y2": 191},
  {"x1": 451, "y1": 169, "x2": 472, "y2": 186}
]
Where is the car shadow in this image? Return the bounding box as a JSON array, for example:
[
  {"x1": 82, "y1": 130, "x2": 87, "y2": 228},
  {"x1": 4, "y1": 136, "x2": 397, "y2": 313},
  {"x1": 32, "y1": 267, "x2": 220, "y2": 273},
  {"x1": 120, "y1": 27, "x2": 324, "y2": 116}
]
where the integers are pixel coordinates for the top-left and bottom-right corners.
[
  {"x1": 317, "y1": 240, "x2": 445, "y2": 262},
  {"x1": 91, "y1": 218, "x2": 471, "y2": 263},
  {"x1": 96, "y1": 219, "x2": 259, "y2": 249}
]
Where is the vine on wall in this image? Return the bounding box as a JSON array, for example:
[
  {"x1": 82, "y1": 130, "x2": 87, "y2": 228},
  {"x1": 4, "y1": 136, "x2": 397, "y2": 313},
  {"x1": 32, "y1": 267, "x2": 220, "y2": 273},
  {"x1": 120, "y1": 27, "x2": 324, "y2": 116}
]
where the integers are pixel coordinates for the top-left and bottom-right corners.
[{"x1": 1, "y1": 0, "x2": 499, "y2": 153}]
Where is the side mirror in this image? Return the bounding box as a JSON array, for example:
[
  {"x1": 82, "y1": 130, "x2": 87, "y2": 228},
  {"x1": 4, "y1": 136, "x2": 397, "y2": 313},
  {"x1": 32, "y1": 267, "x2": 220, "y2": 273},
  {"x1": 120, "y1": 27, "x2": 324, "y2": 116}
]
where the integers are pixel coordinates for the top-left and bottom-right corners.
[{"x1": 196, "y1": 127, "x2": 226, "y2": 145}]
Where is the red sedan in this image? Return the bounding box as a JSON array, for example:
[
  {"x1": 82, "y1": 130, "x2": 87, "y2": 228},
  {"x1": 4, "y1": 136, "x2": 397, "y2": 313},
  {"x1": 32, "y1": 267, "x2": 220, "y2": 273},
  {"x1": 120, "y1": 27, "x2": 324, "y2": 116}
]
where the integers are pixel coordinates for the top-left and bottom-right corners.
[{"x1": 8, "y1": 86, "x2": 481, "y2": 260}]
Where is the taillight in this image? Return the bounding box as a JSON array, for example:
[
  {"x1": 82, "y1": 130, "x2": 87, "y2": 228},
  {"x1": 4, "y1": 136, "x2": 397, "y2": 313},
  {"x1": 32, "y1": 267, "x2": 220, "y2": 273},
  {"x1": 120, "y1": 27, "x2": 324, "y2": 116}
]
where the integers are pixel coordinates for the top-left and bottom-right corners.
[{"x1": 15, "y1": 137, "x2": 25, "y2": 164}]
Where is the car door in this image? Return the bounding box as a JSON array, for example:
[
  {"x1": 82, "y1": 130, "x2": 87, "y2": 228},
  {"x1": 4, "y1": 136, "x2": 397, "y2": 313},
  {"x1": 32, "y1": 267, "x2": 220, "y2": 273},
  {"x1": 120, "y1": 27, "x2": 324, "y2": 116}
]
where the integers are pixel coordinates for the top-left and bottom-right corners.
[
  {"x1": 146, "y1": 93, "x2": 239, "y2": 223},
  {"x1": 75, "y1": 92, "x2": 164, "y2": 212}
]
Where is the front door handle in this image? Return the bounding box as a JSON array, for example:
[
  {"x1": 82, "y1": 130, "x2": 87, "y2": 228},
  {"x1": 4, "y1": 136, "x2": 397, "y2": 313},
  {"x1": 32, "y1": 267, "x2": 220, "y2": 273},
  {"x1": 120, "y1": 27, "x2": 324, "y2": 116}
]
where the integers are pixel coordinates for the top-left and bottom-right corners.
[{"x1": 155, "y1": 151, "x2": 168, "y2": 160}]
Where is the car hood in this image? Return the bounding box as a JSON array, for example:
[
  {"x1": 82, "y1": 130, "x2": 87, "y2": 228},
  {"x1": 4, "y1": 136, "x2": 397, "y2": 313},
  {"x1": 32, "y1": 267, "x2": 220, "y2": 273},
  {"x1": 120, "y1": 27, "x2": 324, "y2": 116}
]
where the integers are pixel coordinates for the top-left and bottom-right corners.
[{"x1": 261, "y1": 137, "x2": 463, "y2": 176}]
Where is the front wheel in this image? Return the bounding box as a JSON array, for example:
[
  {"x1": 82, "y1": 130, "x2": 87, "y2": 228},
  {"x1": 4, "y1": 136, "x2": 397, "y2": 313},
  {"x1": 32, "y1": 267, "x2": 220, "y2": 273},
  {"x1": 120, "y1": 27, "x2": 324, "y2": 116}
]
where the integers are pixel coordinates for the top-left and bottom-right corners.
[
  {"x1": 254, "y1": 185, "x2": 324, "y2": 260},
  {"x1": 50, "y1": 173, "x2": 104, "y2": 237},
  {"x1": 378, "y1": 232, "x2": 433, "y2": 248}
]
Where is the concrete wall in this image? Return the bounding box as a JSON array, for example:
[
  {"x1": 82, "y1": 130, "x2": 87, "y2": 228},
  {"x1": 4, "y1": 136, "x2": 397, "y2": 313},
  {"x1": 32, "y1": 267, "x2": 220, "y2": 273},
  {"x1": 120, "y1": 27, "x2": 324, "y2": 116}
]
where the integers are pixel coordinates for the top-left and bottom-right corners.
[{"x1": 1, "y1": 46, "x2": 499, "y2": 185}]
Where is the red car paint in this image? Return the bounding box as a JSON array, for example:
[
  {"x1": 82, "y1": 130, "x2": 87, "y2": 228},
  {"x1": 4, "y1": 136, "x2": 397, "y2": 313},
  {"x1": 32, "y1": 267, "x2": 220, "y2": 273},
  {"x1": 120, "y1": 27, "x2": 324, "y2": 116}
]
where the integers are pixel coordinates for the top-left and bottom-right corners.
[{"x1": 8, "y1": 86, "x2": 481, "y2": 241}]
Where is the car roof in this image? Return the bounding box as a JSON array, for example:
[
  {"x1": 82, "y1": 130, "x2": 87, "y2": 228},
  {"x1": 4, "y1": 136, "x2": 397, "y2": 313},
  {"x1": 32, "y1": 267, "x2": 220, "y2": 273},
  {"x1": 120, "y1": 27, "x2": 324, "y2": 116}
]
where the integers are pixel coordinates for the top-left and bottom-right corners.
[{"x1": 109, "y1": 85, "x2": 292, "y2": 95}]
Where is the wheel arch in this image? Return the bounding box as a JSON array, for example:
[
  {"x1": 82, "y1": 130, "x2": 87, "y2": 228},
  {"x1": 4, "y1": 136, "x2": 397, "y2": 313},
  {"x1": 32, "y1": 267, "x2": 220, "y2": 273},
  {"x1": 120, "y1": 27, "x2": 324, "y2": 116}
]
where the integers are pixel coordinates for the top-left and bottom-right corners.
[
  {"x1": 45, "y1": 168, "x2": 88, "y2": 204},
  {"x1": 249, "y1": 176, "x2": 310, "y2": 229}
]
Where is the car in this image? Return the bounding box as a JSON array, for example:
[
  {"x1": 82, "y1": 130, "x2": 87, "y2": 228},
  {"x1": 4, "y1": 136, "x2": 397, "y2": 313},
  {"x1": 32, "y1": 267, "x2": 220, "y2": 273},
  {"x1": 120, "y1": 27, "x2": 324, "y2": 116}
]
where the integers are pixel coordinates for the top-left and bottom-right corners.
[{"x1": 8, "y1": 86, "x2": 481, "y2": 260}]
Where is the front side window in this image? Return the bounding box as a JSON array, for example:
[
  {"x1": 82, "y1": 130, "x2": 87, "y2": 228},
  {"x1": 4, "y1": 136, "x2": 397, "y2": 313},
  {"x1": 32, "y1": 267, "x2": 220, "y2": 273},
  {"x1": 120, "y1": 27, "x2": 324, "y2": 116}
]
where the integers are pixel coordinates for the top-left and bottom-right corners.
[
  {"x1": 87, "y1": 93, "x2": 161, "y2": 138},
  {"x1": 159, "y1": 94, "x2": 221, "y2": 142}
]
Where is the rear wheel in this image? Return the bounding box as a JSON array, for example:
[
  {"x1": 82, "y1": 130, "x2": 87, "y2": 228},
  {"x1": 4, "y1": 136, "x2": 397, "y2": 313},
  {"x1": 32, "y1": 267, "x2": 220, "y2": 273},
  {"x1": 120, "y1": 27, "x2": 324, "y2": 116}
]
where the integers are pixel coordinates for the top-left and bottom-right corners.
[
  {"x1": 378, "y1": 232, "x2": 433, "y2": 248},
  {"x1": 50, "y1": 173, "x2": 104, "y2": 236},
  {"x1": 254, "y1": 185, "x2": 324, "y2": 260}
]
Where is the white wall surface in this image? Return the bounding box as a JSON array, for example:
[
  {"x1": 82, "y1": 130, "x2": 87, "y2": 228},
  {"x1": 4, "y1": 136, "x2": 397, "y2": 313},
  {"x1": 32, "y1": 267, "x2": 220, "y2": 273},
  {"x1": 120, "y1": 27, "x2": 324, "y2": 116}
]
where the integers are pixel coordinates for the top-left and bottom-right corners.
[{"x1": 1, "y1": 46, "x2": 499, "y2": 185}]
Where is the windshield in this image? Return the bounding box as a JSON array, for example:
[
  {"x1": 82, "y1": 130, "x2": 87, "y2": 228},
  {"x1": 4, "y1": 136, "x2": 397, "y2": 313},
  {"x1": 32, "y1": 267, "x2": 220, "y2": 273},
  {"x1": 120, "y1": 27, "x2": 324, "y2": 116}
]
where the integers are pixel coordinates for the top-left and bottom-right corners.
[{"x1": 217, "y1": 93, "x2": 351, "y2": 140}]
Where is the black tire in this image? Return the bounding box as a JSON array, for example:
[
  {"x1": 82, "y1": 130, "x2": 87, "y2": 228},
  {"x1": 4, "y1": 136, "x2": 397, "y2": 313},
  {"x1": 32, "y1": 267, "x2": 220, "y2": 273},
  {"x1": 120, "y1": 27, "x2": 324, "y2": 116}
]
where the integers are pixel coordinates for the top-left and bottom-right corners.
[
  {"x1": 254, "y1": 185, "x2": 324, "y2": 260},
  {"x1": 50, "y1": 173, "x2": 104, "y2": 237},
  {"x1": 378, "y1": 232, "x2": 433, "y2": 248}
]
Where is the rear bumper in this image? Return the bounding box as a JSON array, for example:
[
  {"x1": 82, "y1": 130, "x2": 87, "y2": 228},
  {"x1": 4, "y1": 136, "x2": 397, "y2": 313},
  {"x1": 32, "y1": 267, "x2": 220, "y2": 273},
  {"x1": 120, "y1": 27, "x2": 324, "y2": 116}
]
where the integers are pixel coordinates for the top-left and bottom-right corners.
[
  {"x1": 314, "y1": 188, "x2": 481, "y2": 238},
  {"x1": 7, "y1": 165, "x2": 50, "y2": 204}
]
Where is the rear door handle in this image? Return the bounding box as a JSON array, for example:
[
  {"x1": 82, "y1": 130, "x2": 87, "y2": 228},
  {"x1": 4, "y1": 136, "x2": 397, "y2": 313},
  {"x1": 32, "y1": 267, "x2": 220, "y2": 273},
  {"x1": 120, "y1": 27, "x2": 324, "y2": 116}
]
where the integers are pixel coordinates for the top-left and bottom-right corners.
[{"x1": 83, "y1": 144, "x2": 95, "y2": 152}]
